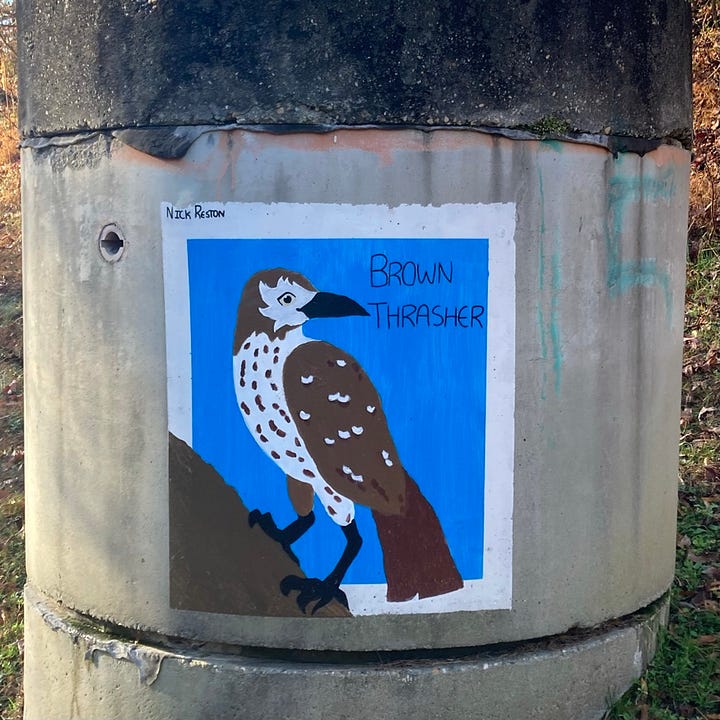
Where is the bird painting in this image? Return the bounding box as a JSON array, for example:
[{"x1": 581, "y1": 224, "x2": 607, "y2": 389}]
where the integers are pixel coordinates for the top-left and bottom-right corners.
[{"x1": 233, "y1": 268, "x2": 463, "y2": 614}]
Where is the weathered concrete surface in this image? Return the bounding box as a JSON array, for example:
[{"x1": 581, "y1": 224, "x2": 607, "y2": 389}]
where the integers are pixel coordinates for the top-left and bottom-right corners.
[
  {"x1": 17, "y1": 0, "x2": 691, "y2": 143},
  {"x1": 22, "y1": 128, "x2": 688, "y2": 651},
  {"x1": 24, "y1": 585, "x2": 668, "y2": 720}
]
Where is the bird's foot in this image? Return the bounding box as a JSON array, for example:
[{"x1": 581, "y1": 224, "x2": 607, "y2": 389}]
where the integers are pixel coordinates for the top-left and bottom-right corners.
[
  {"x1": 280, "y1": 575, "x2": 349, "y2": 615},
  {"x1": 248, "y1": 510, "x2": 300, "y2": 565}
]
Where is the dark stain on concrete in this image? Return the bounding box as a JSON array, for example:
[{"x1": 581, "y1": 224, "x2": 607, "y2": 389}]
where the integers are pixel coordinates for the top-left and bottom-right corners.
[{"x1": 18, "y1": 0, "x2": 691, "y2": 143}]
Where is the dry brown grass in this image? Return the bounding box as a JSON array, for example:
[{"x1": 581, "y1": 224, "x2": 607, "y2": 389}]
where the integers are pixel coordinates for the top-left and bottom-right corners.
[
  {"x1": 0, "y1": 4, "x2": 716, "y2": 720},
  {"x1": 0, "y1": 16, "x2": 20, "y2": 295},
  {"x1": 607, "y1": 4, "x2": 720, "y2": 718},
  {"x1": 689, "y1": 1, "x2": 720, "y2": 259},
  {"x1": 0, "y1": 10, "x2": 22, "y2": 449},
  {"x1": 0, "y1": 12, "x2": 23, "y2": 720}
]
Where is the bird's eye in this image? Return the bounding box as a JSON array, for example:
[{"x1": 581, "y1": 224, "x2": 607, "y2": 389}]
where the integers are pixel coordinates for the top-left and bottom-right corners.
[{"x1": 279, "y1": 292, "x2": 295, "y2": 306}]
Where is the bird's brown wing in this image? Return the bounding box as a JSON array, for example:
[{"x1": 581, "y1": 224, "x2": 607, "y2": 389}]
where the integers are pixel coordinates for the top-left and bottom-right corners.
[{"x1": 283, "y1": 341, "x2": 407, "y2": 516}]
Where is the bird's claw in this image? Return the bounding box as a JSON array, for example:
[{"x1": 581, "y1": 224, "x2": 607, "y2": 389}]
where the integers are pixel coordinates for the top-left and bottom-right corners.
[
  {"x1": 248, "y1": 509, "x2": 273, "y2": 530},
  {"x1": 248, "y1": 510, "x2": 300, "y2": 565},
  {"x1": 280, "y1": 575, "x2": 349, "y2": 615}
]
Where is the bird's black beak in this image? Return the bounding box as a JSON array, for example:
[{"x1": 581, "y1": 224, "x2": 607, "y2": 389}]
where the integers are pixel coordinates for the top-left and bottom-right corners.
[{"x1": 300, "y1": 292, "x2": 370, "y2": 319}]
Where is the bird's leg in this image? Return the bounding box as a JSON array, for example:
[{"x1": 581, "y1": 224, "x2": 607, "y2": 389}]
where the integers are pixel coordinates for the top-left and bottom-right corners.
[
  {"x1": 248, "y1": 509, "x2": 315, "y2": 565},
  {"x1": 325, "y1": 521, "x2": 363, "y2": 590},
  {"x1": 280, "y1": 520, "x2": 363, "y2": 614}
]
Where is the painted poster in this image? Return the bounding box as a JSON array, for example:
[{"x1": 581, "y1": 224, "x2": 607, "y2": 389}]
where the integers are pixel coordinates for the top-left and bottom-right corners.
[{"x1": 163, "y1": 202, "x2": 515, "y2": 618}]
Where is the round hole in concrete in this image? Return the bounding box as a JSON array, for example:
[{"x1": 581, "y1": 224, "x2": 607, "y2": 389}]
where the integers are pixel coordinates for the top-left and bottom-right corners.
[{"x1": 98, "y1": 224, "x2": 126, "y2": 263}]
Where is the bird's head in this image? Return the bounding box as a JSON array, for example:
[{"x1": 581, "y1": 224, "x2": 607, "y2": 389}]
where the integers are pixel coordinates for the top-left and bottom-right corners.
[{"x1": 234, "y1": 269, "x2": 369, "y2": 348}]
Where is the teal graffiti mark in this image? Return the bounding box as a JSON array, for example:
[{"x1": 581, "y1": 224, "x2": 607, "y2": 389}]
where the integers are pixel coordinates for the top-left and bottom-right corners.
[
  {"x1": 537, "y1": 296, "x2": 548, "y2": 401},
  {"x1": 537, "y1": 168, "x2": 548, "y2": 400},
  {"x1": 550, "y1": 242, "x2": 563, "y2": 395},
  {"x1": 537, "y1": 165, "x2": 563, "y2": 397},
  {"x1": 541, "y1": 139, "x2": 564, "y2": 154},
  {"x1": 606, "y1": 156, "x2": 676, "y2": 321},
  {"x1": 537, "y1": 305, "x2": 548, "y2": 400}
]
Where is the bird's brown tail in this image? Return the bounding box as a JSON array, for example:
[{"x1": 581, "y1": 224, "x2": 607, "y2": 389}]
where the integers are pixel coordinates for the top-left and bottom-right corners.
[{"x1": 372, "y1": 471, "x2": 463, "y2": 602}]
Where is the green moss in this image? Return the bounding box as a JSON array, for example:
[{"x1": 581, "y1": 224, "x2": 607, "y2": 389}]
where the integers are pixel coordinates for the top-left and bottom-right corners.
[{"x1": 525, "y1": 116, "x2": 572, "y2": 137}]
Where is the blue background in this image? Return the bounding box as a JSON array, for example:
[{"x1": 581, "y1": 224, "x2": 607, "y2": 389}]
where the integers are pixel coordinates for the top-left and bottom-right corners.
[{"x1": 188, "y1": 237, "x2": 488, "y2": 584}]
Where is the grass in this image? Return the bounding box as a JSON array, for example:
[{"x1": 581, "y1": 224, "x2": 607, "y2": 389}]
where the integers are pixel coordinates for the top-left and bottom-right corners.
[
  {"x1": 0, "y1": 492, "x2": 24, "y2": 720},
  {"x1": 606, "y1": 5, "x2": 720, "y2": 716},
  {"x1": 0, "y1": 7, "x2": 23, "y2": 719},
  {"x1": 605, "y1": 252, "x2": 720, "y2": 720},
  {"x1": 606, "y1": 486, "x2": 720, "y2": 719},
  {"x1": 0, "y1": 2, "x2": 719, "y2": 719}
]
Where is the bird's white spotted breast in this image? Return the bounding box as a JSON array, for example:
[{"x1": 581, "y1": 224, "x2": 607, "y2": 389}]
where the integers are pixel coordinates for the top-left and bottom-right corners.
[{"x1": 233, "y1": 330, "x2": 355, "y2": 525}]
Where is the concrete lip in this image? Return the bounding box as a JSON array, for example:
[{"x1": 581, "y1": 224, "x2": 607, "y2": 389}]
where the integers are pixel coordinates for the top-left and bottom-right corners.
[{"x1": 25, "y1": 584, "x2": 668, "y2": 720}]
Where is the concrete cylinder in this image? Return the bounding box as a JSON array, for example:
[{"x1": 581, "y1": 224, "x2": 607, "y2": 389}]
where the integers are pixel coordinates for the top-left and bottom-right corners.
[{"x1": 19, "y1": 2, "x2": 691, "y2": 718}]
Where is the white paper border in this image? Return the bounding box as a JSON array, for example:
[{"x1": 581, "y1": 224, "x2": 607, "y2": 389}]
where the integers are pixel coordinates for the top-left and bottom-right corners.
[{"x1": 162, "y1": 201, "x2": 516, "y2": 613}]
